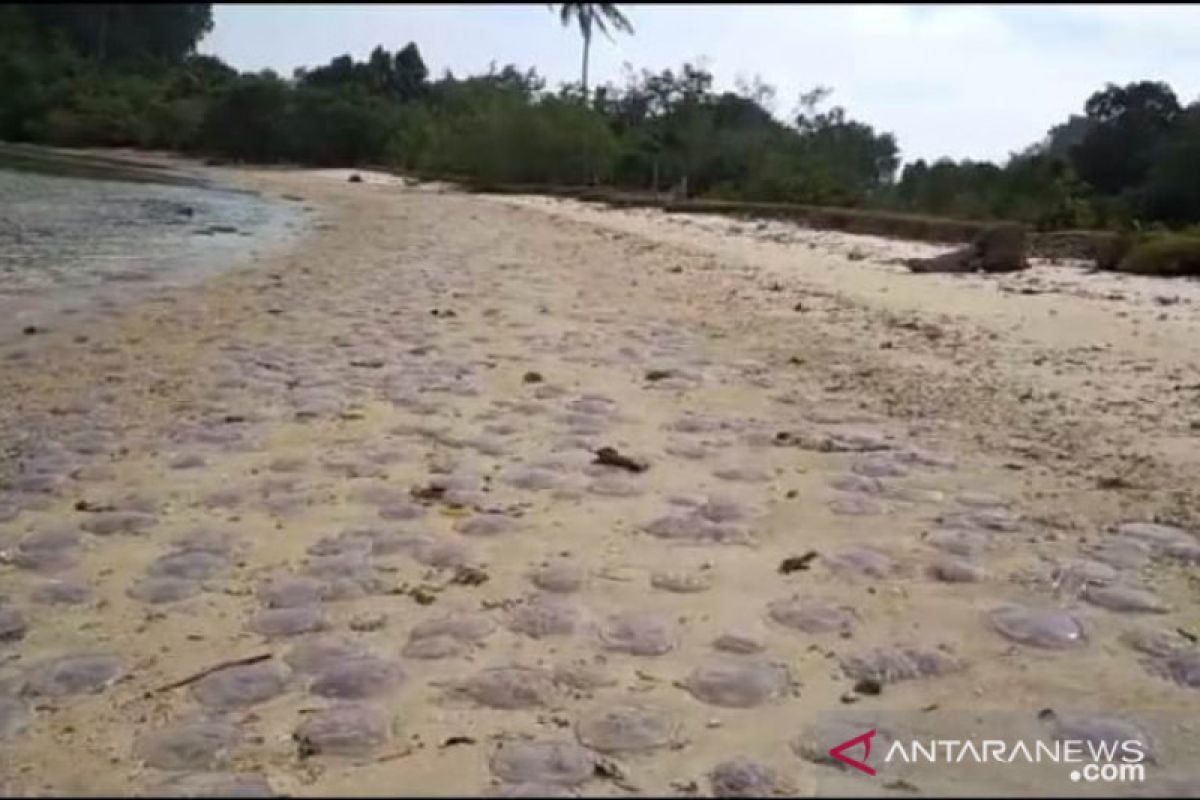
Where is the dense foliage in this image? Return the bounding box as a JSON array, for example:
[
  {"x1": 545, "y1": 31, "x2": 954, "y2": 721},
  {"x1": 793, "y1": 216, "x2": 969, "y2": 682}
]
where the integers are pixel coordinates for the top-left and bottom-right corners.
[{"x1": 4, "y1": 3, "x2": 1200, "y2": 231}]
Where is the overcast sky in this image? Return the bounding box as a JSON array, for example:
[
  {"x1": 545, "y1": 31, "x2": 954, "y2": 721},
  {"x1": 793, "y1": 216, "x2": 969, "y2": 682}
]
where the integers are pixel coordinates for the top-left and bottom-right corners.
[{"x1": 199, "y1": 4, "x2": 1200, "y2": 165}]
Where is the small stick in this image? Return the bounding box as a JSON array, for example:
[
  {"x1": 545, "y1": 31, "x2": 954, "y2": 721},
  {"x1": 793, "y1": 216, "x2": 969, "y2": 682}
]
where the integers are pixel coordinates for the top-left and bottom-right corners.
[{"x1": 153, "y1": 653, "x2": 272, "y2": 694}]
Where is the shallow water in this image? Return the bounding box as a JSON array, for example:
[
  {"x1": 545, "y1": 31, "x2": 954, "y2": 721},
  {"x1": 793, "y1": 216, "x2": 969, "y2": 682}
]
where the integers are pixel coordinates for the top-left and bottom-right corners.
[{"x1": 0, "y1": 163, "x2": 304, "y2": 338}]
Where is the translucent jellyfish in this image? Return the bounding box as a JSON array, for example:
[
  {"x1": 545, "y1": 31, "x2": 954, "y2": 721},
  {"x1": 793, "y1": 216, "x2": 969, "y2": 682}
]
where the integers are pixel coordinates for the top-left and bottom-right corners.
[
  {"x1": 171, "y1": 529, "x2": 239, "y2": 557},
  {"x1": 1083, "y1": 584, "x2": 1169, "y2": 614},
  {"x1": 650, "y1": 570, "x2": 713, "y2": 593},
  {"x1": 530, "y1": 562, "x2": 586, "y2": 594},
  {"x1": 30, "y1": 579, "x2": 92, "y2": 606},
  {"x1": 402, "y1": 635, "x2": 465, "y2": 660},
  {"x1": 458, "y1": 667, "x2": 559, "y2": 710},
  {"x1": 1051, "y1": 559, "x2": 1117, "y2": 595},
  {"x1": 190, "y1": 661, "x2": 290, "y2": 710},
  {"x1": 81, "y1": 511, "x2": 156, "y2": 536},
  {"x1": 698, "y1": 496, "x2": 757, "y2": 523},
  {"x1": 927, "y1": 556, "x2": 986, "y2": 584},
  {"x1": 955, "y1": 492, "x2": 1009, "y2": 509},
  {"x1": 851, "y1": 457, "x2": 909, "y2": 479},
  {"x1": 1049, "y1": 714, "x2": 1155, "y2": 763},
  {"x1": 507, "y1": 598, "x2": 590, "y2": 639},
  {"x1": 1089, "y1": 537, "x2": 1153, "y2": 570},
  {"x1": 412, "y1": 539, "x2": 473, "y2": 569},
  {"x1": 128, "y1": 577, "x2": 202, "y2": 605},
  {"x1": 147, "y1": 551, "x2": 229, "y2": 581},
  {"x1": 135, "y1": 720, "x2": 240, "y2": 771},
  {"x1": 827, "y1": 495, "x2": 885, "y2": 516},
  {"x1": 0, "y1": 697, "x2": 30, "y2": 740},
  {"x1": 641, "y1": 514, "x2": 752, "y2": 546},
  {"x1": 682, "y1": 659, "x2": 791, "y2": 708},
  {"x1": 713, "y1": 634, "x2": 765, "y2": 655},
  {"x1": 1164, "y1": 540, "x2": 1200, "y2": 564},
  {"x1": 587, "y1": 477, "x2": 643, "y2": 498},
  {"x1": 309, "y1": 657, "x2": 404, "y2": 700},
  {"x1": 709, "y1": 758, "x2": 793, "y2": 798},
  {"x1": 828, "y1": 474, "x2": 884, "y2": 495},
  {"x1": 1156, "y1": 650, "x2": 1200, "y2": 688},
  {"x1": 409, "y1": 613, "x2": 496, "y2": 644},
  {"x1": 599, "y1": 612, "x2": 678, "y2": 656},
  {"x1": 665, "y1": 441, "x2": 711, "y2": 460},
  {"x1": 377, "y1": 502, "x2": 426, "y2": 522},
  {"x1": 823, "y1": 546, "x2": 896, "y2": 578},
  {"x1": 257, "y1": 577, "x2": 328, "y2": 609},
  {"x1": 0, "y1": 607, "x2": 28, "y2": 642},
  {"x1": 839, "y1": 645, "x2": 965, "y2": 684},
  {"x1": 1115, "y1": 522, "x2": 1194, "y2": 548},
  {"x1": 767, "y1": 597, "x2": 856, "y2": 634},
  {"x1": 925, "y1": 528, "x2": 990, "y2": 558},
  {"x1": 792, "y1": 717, "x2": 897, "y2": 769},
  {"x1": 250, "y1": 607, "x2": 327, "y2": 638},
  {"x1": 989, "y1": 605, "x2": 1086, "y2": 649},
  {"x1": 551, "y1": 662, "x2": 617, "y2": 691},
  {"x1": 575, "y1": 704, "x2": 678, "y2": 754},
  {"x1": 504, "y1": 467, "x2": 563, "y2": 491},
  {"x1": 483, "y1": 782, "x2": 575, "y2": 798},
  {"x1": 150, "y1": 771, "x2": 275, "y2": 798},
  {"x1": 488, "y1": 740, "x2": 595, "y2": 786},
  {"x1": 456, "y1": 514, "x2": 517, "y2": 537},
  {"x1": 1121, "y1": 626, "x2": 1190, "y2": 658},
  {"x1": 13, "y1": 528, "x2": 82, "y2": 571},
  {"x1": 713, "y1": 465, "x2": 772, "y2": 484},
  {"x1": 294, "y1": 704, "x2": 389, "y2": 757},
  {"x1": 308, "y1": 536, "x2": 373, "y2": 558},
  {"x1": 23, "y1": 653, "x2": 122, "y2": 697},
  {"x1": 284, "y1": 638, "x2": 369, "y2": 675}
]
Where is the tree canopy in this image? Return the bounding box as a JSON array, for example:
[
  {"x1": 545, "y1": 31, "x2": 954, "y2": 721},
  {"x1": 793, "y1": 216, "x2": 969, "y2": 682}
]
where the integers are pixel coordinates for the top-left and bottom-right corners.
[{"x1": 4, "y1": 4, "x2": 1200, "y2": 231}]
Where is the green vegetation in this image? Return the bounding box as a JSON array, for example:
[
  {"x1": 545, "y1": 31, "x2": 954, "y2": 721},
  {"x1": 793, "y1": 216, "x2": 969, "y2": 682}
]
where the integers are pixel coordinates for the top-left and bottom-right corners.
[
  {"x1": 5, "y1": 3, "x2": 1200, "y2": 241},
  {"x1": 1114, "y1": 234, "x2": 1200, "y2": 277}
]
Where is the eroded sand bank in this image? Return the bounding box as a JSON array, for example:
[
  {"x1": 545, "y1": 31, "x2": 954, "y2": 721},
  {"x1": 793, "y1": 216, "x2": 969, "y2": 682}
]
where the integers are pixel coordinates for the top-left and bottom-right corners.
[{"x1": 0, "y1": 165, "x2": 1198, "y2": 797}]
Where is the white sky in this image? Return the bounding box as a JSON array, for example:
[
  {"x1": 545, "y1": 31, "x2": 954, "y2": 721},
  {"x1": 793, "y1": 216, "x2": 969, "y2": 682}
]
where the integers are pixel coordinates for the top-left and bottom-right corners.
[{"x1": 199, "y1": 4, "x2": 1200, "y2": 165}]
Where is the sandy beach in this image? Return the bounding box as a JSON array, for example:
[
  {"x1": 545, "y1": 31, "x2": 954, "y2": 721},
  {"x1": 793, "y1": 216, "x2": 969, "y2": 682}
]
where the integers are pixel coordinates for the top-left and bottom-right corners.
[{"x1": 1, "y1": 163, "x2": 1199, "y2": 797}]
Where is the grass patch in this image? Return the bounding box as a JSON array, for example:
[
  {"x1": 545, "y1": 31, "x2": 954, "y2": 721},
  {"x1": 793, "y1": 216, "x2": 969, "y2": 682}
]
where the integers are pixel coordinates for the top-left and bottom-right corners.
[
  {"x1": 0, "y1": 142, "x2": 201, "y2": 187},
  {"x1": 1029, "y1": 230, "x2": 1122, "y2": 261},
  {"x1": 1117, "y1": 234, "x2": 1200, "y2": 276}
]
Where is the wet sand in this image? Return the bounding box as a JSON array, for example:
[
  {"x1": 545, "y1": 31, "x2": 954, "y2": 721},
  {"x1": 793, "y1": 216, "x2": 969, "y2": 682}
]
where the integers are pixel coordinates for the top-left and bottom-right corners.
[{"x1": 1, "y1": 164, "x2": 1199, "y2": 797}]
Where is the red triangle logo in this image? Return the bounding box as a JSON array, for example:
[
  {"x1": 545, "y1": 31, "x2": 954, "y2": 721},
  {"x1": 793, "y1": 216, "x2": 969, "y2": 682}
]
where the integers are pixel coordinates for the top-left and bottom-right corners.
[{"x1": 829, "y1": 729, "x2": 877, "y2": 776}]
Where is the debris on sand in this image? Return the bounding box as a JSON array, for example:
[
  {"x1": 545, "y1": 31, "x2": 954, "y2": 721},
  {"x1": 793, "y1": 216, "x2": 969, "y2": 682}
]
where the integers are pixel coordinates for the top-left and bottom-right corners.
[
  {"x1": 593, "y1": 446, "x2": 649, "y2": 473},
  {"x1": 778, "y1": 551, "x2": 819, "y2": 575},
  {"x1": 906, "y1": 223, "x2": 1028, "y2": 274}
]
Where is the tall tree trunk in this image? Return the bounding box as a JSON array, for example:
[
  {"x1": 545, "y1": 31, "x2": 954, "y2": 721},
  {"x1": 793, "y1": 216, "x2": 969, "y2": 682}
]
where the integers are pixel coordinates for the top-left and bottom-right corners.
[
  {"x1": 96, "y1": 5, "x2": 109, "y2": 65},
  {"x1": 580, "y1": 25, "x2": 592, "y2": 185},
  {"x1": 580, "y1": 31, "x2": 590, "y2": 103}
]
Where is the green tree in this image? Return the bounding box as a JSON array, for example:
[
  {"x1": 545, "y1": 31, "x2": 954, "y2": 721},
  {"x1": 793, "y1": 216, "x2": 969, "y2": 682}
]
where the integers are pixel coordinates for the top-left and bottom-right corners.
[
  {"x1": 1070, "y1": 81, "x2": 1181, "y2": 195},
  {"x1": 20, "y1": 4, "x2": 213, "y2": 68},
  {"x1": 196, "y1": 72, "x2": 292, "y2": 162},
  {"x1": 1140, "y1": 105, "x2": 1200, "y2": 226}
]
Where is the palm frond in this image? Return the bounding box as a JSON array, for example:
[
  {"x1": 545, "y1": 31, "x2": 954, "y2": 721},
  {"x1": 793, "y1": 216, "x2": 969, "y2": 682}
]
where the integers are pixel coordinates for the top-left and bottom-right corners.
[
  {"x1": 549, "y1": 3, "x2": 633, "y2": 41},
  {"x1": 597, "y1": 4, "x2": 634, "y2": 35}
]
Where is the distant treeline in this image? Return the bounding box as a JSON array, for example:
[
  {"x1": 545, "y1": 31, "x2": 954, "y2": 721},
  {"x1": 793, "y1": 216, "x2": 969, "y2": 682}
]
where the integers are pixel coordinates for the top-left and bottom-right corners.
[{"x1": 3, "y1": 4, "x2": 1200, "y2": 233}]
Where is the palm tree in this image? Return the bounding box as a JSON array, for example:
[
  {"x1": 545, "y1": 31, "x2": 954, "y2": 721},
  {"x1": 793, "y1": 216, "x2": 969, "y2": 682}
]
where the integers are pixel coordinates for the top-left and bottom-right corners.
[{"x1": 550, "y1": 4, "x2": 633, "y2": 103}]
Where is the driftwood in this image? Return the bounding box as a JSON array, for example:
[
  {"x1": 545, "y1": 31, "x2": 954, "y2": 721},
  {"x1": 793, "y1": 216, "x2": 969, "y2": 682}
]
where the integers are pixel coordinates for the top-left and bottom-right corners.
[
  {"x1": 906, "y1": 223, "x2": 1029, "y2": 274},
  {"x1": 593, "y1": 446, "x2": 649, "y2": 473},
  {"x1": 152, "y1": 652, "x2": 272, "y2": 694}
]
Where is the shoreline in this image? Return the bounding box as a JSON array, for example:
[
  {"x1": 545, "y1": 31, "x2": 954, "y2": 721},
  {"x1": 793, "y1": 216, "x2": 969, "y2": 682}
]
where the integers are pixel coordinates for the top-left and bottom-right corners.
[{"x1": 0, "y1": 163, "x2": 1198, "y2": 796}]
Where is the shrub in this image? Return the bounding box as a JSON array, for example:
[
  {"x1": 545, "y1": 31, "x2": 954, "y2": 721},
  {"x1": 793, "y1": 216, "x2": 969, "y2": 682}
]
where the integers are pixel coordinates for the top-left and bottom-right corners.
[{"x1": 1117, "y1": 234, "x2": 1200, "y2": 276}]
